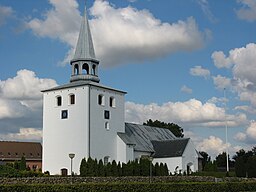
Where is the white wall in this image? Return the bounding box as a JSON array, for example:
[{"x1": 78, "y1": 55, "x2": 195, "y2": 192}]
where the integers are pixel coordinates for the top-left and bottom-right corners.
[
  {"x1": 182, "y1": 139, "x2": 199, "y2": 173},
  {"x1": 116, "y1": 136, "x2": 126, "y2": 163},
  {"x1": 43, "y1": 86, "x2": 90, "y2": 175},
  {"x1": 89, "y1": 86, "x2": 125, "y2": 162},
  {"x1": 134, "y1": 151, "x2": 151, "y2": 160},
  {"x1": 153, "y1": 157, "x2": 182, "y2": 174},
  {"x1": 43, "y1": 84, "x2": 125, "y2": 175}
]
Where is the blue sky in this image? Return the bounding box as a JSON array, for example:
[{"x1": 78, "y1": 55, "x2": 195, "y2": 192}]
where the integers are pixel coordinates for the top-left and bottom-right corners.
[{"x1": 0, "y1": 0, "x2": 256, "y2": 158}]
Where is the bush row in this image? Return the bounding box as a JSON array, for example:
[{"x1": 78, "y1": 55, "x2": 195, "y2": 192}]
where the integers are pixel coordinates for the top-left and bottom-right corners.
[
  {"x1": 1, "y1": 182, "x2": 256, "y2": 192},
  {"x1": 0, "y1": 165, "x2": 44, "y2": 178},
  {"x1": 80, "y1": 157, "x2": 169, "y2": 177}
]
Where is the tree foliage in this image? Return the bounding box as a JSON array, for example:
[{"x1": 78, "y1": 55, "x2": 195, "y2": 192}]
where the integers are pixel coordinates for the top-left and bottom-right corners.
[
  {"x1": 143, "y1": 119, "x2": 184, "y2": 138},
  {"x1": 199, "y1": 151, "x2": 211, "y2": 171},
  {"x1": 79, "y1": 157, "x2": 169, "y2": 177},
  {"x1": 233, "y1": 147, "x2": 256, "y2": 178}
]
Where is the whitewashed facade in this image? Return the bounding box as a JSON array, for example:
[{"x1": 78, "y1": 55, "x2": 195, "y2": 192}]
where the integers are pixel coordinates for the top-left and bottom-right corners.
[{"x1": 42, "y1": 5, "x2": 201, "y2": 175}]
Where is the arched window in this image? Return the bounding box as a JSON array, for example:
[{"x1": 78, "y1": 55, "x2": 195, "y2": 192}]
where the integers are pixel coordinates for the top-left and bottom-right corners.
[
  {"x1": 69, "y1": 94, "x2": 75, "y2": 105},
  {"x1": 56, "y1": 96, "x2": 62, "y2": 106},
  {"x1": 104, "y1": 156, "x2": 110, "y2": 165},
  {"x1": 105, "y1": 122, "x2": 109, "y2": 130},
  {"x1": 92, "y1": 65, "x2": 96, "y2": 75},
  {"x1": 82, "y1": 63, "x2": 89, "y2": 74},
  {"x1": 74, "y1": 64, "x2": 79, "y2": 75},
  {"x1": 109, "y1": 97, "x2": 115, "y2": 107},
  {"x1": 98, "y1": 94, "x2": 105, "y2": 106}
]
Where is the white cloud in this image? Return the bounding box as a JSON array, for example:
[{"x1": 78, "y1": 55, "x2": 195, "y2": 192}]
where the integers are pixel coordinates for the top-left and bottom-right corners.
[
  {"x1": 212, "y1": 43, "x2": 256, "y2": 106},
  {"x1": 0, "y1": 5, "x2": 13, "y2": 26},
  {"x1": 181, "y1": 85, "x2": 192, "y2": 94},
  {"x1": 27, "y1": 0, "x2": 207, "y2": 67},
  {"x1": 235, "y1": 105, "x2": 256, "y2": 114},
  {"x1": 125, "y1": 99, "x2": 247, "y2": 128},
  {"x1": 190, "y1": 65, "x2": 210, "y2": 78},
  {"x1": 196, "y1": 0, "x2": 217, "y2": 23},
  {"x1": 234, "y1": 132, "x2": 247, "y2": 141},
  {"x1": 211, "y1": 51, "x2": 232, "y2": 68},
  {"x1": 236, "y1": 0, "x2": 256, "y2": 22},
  {"x1": 246, "y1": 121, "x2": 256, "y2": 140},
  {"x1": 0, "y1": 69, "x2": 57, "y2": 101},
  {"x1": 0, "y1": 69, "x2": 57, "y2": 138},
  {"x1": 212, "y1": 75, "x2": 231, "y2": 90},
  {"x1": 0, "y1": 128, "x2": 42, "y2": 142},
  {"x1": 197, "y1": 136, "x2": 229, "y2": 157},
  {"x1": 234, "y1": 121, "x2": 256, "y2": 144}
]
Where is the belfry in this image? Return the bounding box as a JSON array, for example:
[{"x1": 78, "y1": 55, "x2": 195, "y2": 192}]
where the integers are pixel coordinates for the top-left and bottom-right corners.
[{"x1": 70, "y1": 6, "x2": 100, "y2": 83}]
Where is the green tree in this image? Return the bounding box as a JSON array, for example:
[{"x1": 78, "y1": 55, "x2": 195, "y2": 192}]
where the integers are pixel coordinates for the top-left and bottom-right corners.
[
  {"x1": 19, "y1": 156, "x2": 26, "y2": 171},
  {"x1": 98, "y1": 159, "x2": 104, "y2": 177},
  {"x1": 86, "y1": 157, "x2": 95, "y2": 176},
  {"x1": 215, "y1": 152, "x2": 233, "y2": 170},
  {"x1": 79, "y1": 158, "x2": 87, "y2": 176},
  {"x1": 247, "y1": 156, "x2": 256, "y2": 178},
  {"x1": 204, "y1": 161, "x2": 217, "y2": 172},
  {"x1": 139, "y1": 158, "x2": 150, "y2": 176},
  {"x1": 154, "y1": 162, "x2": 160, "y2": 176},
  {"x1": 233, "y1": 149, "x2": 254, "y2": 177},
  {"x1": 111, "y1": 160, "x2": 118, "y2": 176},
  {"x1": 143, "y1": 119, "x2": 184, "y2": 138},
  {"x1": 117, "y1": 161, "x2": 122, "y2": 176},
  {"x1": 199, "y1": 151, "x2": 211, "y2": 171}
]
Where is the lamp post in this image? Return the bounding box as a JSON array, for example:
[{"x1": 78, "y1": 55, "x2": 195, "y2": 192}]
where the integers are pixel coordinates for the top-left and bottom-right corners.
[{"x1": 69, "y1": 153, "x2": 75, "y2": 184}]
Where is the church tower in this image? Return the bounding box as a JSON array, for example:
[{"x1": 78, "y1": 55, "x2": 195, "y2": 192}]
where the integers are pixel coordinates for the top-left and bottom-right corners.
[
  {"x1": 42, "y1": 5, "x2": 126, "y2": 175},
  {"x1": 70, "y1": 6, "x2": 100, "y2": 83}
]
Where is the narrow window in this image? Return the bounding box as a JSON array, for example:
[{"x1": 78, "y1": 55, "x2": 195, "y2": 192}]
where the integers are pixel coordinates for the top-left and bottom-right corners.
[
  {"x1": 110, "y1": 97, "x2": 115, "y2": 107},
  {"x1": 70, "y1": 94, "x2": 75, "y2": 105},
  {"x1": 82, "y1": 63, "x2": 89, "y2": 74},
  {"x1": 104, "y1": 156, "x2": 110, "y2": 165},
  {"x1": 104, "y1": 110, "x2": 110, "y2": 119},
  {"x1": 92, "y1": 65, "x2": 96, "y2": 75},
  {"x1": 105, "y1": 122, "x2": 109, "y2": 130},
  {"x1": 56, "y1": 96, "x2": 62, "y2": 106},
  {"x1": 74, "y1": 64, "x2": 79, "y2": 75},
  {"x1": 98, "y1": 94, "x2": 105, "y2": 106}
]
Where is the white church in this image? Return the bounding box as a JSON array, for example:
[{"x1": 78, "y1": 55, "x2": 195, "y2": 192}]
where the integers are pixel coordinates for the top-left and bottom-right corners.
[{"x1": 42, "y1": 5, "x2": 201, "y2": 175}]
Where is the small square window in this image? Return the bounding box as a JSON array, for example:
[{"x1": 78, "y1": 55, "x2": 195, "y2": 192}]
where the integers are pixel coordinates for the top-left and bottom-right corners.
[
  {"x1": 61, "y1": 110, "x2": 68, "y2": 119},
  {"x1": 104, "y1": 110, "x2": 110, "y2": 119}
]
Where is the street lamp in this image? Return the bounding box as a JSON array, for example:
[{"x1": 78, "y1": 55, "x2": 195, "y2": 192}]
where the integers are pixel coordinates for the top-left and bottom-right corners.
[{"x1": 69, "y1": 153, "x2": 75, "y2": 184}]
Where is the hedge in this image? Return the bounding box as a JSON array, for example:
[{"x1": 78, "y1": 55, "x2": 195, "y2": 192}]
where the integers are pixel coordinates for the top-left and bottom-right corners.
[{"x1": 1, "y1": 182, "x2": 256, "y2": 192}]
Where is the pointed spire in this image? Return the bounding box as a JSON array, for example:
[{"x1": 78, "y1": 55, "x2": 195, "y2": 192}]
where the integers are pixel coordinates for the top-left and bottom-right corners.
[{"x1": 73, "y1": 5, "x2": 95, "y2": 60}]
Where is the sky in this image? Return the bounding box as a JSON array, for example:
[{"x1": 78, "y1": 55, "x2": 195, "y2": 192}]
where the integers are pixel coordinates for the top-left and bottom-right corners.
[{"x1": 0, "y1": 0, "x2": 256, "y2": 158}]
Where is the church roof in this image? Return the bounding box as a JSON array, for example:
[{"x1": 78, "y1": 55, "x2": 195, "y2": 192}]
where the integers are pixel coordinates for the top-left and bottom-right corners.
[
  {"x1": 73, "y1": 5, "x2": 96, "y2": 60},
  {"x1": 0, "y1": 141, "x2": 42, "y2": 161},
  {"x1": 42, "y1": 80, "x2": 126, "y2": 94},
  {"x1": 151, "y1": 139, "x2": 190, "y2": 158},
  {"x1": 119, "y1": 123, "x2": 177, "y2": 153}
]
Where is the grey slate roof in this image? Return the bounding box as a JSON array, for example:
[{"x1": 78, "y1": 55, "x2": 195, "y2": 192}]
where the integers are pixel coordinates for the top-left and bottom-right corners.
[
  {"x1": 73, "y1": 5, "x2": 96, "y2": 60},
  {"x1": 151, "y1": 139, "x2": 189, "y2": 158},
  {"x1": 119, "y1": 123, "x2": 177, "y2": 153},
  {"x1": 42, "y1": 80, "x2": 126, "y2": 93}
]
